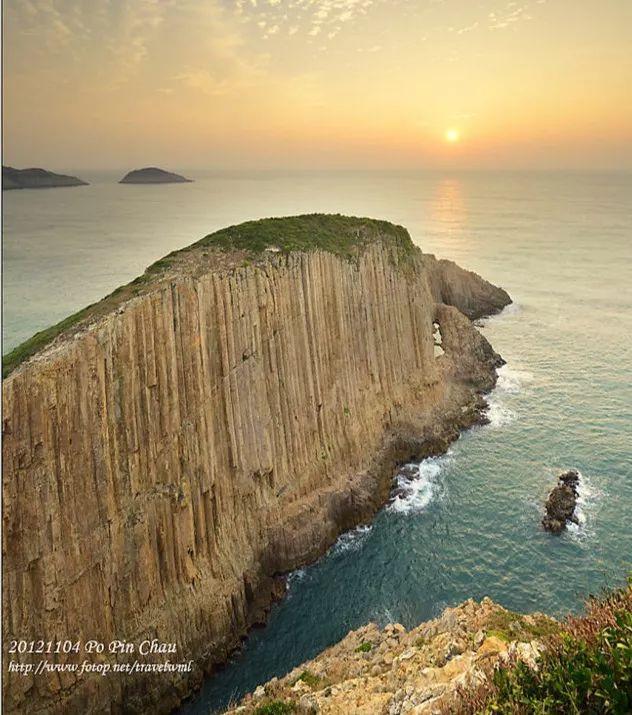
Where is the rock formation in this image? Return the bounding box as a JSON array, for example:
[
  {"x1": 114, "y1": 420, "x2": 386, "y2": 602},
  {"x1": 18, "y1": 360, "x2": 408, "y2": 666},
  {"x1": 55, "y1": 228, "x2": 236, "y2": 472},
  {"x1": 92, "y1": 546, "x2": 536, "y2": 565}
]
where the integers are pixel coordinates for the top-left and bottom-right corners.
[
  {"x1": 2, "y1": 166, "x2": 88, "y2": 190},
  {"x1": 1, "y1": 215, "x2": 510, "y2": 714},
  {"x1": 226, "y1": 598, "x2": 557, "y2": 714},
  {"x1": 542, "y1": 470, "x2": 581, "y2": 533},
  {"x1": 119, "y1": 167, "x2": 193, "y2": 184}
]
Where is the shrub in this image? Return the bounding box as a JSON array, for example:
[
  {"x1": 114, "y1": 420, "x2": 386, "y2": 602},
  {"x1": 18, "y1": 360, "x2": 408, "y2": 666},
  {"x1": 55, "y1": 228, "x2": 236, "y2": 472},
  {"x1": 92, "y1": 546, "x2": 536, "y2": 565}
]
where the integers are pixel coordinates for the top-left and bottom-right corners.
[
  {"x1": 253, "y1": 700, "x2": 295, "y2": 715},
  {"x1": 457, "y1": 579, "x2": 632, "y2": 714},
  {"x1": 293, "y1": 670, "x2": 322, "y2": 689},
  {"x1": 355, "y1": 641, "x2": 372, "y2": 653}
]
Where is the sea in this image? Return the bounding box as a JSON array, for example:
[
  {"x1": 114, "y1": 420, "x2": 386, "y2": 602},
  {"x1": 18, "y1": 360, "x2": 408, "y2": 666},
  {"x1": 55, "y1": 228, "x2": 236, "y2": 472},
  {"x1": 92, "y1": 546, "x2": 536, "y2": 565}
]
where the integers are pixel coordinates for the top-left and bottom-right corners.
[{"x1": 3, "y1": 170, "x2": 631, "y2": 713}]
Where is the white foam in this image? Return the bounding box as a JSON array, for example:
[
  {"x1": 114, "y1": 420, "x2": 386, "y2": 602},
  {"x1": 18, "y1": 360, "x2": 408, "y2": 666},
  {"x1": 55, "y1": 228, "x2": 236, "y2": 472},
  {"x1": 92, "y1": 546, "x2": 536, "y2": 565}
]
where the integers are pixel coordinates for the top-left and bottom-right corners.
[
  {"x1": 387, "y1": 454, "x2": 451, "y2": 514},
  {"x1": 565, "y1": 470, "x2": 604, "y2": 543},
  {"x1": 484, "y1": 364, "x2": 533, "y2": 428},
  {"x1": 374, "y1": 607, "x2": 396, "y2": 628},
  {"x1": 485, "y1": 399, "x2": 516, "y2": 428},
  {"x1": 478, "y1": 302, "x2": 522, "y2": 327},
  {"x1": 496, "y1": 365, "x2": 533, "y2": 393},
  {"x1": 329, "y1": 524, "x2": 373, "y2": 556}
]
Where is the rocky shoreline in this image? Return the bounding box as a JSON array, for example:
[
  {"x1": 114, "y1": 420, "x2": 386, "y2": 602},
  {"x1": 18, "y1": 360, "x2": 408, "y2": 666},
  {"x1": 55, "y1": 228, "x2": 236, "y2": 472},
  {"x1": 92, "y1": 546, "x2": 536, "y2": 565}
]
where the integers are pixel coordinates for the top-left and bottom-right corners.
[
  {"x1": 188, "y1": 384, "x2": 502, "y2": 712},
  {"x1": 226, "y1": 597, "x2": 557, "y2": 714}
]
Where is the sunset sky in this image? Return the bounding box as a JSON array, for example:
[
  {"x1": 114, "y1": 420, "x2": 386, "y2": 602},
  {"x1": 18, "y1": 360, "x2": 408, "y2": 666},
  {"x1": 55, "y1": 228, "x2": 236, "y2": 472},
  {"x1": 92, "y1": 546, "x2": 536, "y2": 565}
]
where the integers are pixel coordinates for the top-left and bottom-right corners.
[{"x1": 3, "y1": 0, "x2": 632, "y2": 170}]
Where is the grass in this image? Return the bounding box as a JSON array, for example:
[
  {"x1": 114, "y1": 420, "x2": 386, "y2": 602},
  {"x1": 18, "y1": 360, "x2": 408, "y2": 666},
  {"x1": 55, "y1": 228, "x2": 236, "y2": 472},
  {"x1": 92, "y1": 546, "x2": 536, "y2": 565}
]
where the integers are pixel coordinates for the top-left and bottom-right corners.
[
  {"x1": 355, "y1": 641, "x2": 373, "y2": 653},
  {"x1": 457, "y1": 578, "x2": 632, "y2": 714},
  {"x1": 3, "y1": 214, "x2": 416, "y2": 379},
  {"x1": 292, "y1": 670, "x2": 323, "y2": 689},
  {"x1": 483, "y1": 609, "x2": 559, "y2": 644},
  {"x1": 3, "y1": 303, "x2": 96, "y2": 379},
  {"x1": 253, "y1": 701, "x2": 295, "y2": 715},
  {"x1": 188, "y1": 213, "x2": 414, "y2": 260}
]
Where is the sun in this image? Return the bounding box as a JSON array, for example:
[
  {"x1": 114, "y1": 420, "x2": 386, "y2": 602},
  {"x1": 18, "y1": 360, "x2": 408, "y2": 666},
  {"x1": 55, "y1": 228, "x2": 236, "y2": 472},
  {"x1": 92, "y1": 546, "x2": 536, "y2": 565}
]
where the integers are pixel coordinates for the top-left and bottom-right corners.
[{"x1": 445, "y1": 129, "x2": 460, "y2": 143}]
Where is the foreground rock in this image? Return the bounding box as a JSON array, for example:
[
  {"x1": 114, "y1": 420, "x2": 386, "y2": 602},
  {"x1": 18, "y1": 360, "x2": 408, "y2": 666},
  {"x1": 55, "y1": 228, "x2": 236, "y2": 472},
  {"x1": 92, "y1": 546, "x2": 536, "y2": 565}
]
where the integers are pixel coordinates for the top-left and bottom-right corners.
[
  {"x1": 119, "y1": 166, "x2": 193, "y2": 183},
  {"x1": 228, "y1": 598, "x2": 557, "y2": 714},
  {"x1": 542, "y1": 469, "x2": 580, "y2": 533},
  {"x1": 2, "y1": 215, "x2": 510, "y2": 713},
  {"x1": 2, "y1": 165, "x2": 88, "y2": 190}
]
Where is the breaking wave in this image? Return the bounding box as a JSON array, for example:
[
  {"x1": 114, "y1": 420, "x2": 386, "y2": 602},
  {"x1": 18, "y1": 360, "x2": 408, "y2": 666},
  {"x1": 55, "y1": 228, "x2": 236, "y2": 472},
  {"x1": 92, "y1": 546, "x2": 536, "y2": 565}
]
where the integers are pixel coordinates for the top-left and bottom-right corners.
[
  {"x1": 329, "y1": 524, "x2": 373, "y2": 556},
  {"x1": 566, "y1": 471, "x2": 604, "y2": 543},
  {"x1": 387, "y1": 453, "x2": 452, "y2": 514},
  {"x1": 485, "y1": 364, "x2": 534, "y2": 428}
]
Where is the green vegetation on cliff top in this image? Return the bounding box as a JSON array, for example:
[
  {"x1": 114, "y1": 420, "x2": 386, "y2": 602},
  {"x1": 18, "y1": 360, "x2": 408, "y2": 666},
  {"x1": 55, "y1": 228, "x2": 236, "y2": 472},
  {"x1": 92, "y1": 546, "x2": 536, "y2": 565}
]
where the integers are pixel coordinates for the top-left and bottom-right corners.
[
  {"x1": 460, "y1": 578, "x2": 632, "y2": 714},
  {"x1": 189, "y1": 213, "x2": 413, "y2": 258},
  {"x1": 3, "y1": 214, "x2": 416, "y2": 378}
]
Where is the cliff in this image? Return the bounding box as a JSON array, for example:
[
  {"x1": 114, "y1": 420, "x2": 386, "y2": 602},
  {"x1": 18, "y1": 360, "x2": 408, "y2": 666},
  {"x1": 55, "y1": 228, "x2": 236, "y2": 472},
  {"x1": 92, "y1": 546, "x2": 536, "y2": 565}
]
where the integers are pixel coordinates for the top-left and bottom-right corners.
[
  {"x1": 1, "y1": 215, "x2": 510, "y2": 714},
  {"x1": 227, "y1": 598, "x2": 557, "y2": 714},
  {"x1": 230, "y1": 582, "x2": 632, "y2": 715},
  {"x1": 119, "y1": 167, "x2": 193, "y2": 184},
  {"x1": 2, "y1": 166, "x2": 88, "y2": 190}
]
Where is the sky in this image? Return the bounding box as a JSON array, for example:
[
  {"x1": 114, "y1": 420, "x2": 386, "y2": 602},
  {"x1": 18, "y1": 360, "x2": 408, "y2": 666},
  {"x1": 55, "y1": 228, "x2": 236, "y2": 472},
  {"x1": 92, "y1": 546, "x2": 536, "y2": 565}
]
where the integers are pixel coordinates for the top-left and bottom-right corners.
[{"x1": 3, "y1": 0, "x2": 632, "y2": 171}]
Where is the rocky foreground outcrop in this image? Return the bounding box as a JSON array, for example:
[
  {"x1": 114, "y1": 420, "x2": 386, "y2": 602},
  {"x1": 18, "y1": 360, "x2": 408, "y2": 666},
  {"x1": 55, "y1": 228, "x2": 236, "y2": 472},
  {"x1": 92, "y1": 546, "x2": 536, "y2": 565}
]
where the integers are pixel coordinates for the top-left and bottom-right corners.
[
  {"x1": 228, "y1": 598, "x2": 557, "y2": 714},
  {"x1": 542, "y1": 470, "x2": 581, "y2": 533},
  {"x1": 2, "y1": 215, "x2": 510, "y2": 714},
  {"x1": 119, "y1": 167, "x2": 193, "y2": 183},
  {"x1": 2, "y1": 166, "x2": 88, "y2": 190}
]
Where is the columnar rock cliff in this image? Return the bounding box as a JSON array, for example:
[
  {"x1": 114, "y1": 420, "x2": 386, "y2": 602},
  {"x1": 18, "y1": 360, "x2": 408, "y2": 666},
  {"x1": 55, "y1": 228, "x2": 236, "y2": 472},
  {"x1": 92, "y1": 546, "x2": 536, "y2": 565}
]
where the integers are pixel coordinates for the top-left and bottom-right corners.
[{"x1": 2, "y1": 216, "x2": 510, "y2": 714}]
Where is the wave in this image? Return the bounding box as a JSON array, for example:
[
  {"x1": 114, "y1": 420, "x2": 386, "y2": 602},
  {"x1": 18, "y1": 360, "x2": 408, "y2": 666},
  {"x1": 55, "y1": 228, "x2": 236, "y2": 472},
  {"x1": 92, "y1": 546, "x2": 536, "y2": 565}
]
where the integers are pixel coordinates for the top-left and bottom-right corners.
[
  {"x1": 329, "y1": 524, "x2": 373, "y2": 556},
  {"x1": 485, "y1": 364, "x2": 534, "y2": 428},
  {"x1": 387, "y1": 453, "x2": 451, "y2": 514},
  {"x1": 496, "y1": 365, "x2": 534, "y2": 393},
  {"x1": 372, "y1": 606, "x2": 396, "y2": 628},
  {"x1": 566, "y1": 470, "x2": 604, "y2": 543},
  {"x1": 478, "y1": 301, "x2": 523, "y2": 327}
]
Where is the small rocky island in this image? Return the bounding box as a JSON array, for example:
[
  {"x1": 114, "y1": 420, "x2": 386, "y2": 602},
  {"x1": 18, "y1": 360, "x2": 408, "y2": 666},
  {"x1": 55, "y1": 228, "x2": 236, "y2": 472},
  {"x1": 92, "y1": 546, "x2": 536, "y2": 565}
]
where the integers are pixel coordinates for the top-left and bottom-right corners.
[
  {"x1": 2, "y1": 166, "x2": 88, "y2": 190},
  {"x1": 119, "y1": 167, "x2": 193, "y2": 184},
  {"x1": 542, "y1": 469, "x2": 580, "y2": 533}
]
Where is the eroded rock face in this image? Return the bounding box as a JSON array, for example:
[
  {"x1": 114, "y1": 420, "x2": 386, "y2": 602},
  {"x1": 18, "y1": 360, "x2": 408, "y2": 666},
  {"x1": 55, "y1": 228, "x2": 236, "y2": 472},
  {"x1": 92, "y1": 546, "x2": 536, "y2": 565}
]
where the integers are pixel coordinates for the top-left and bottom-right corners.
[
  {"x1": 227, "y1": 598, "x2": 557, "y2": 714},
  {"x1": 2, "y1": 226, "x2": 510, "y2": 714},
  {"x1": 542, "y1": 470, "x2": 581, "y2": 533}
]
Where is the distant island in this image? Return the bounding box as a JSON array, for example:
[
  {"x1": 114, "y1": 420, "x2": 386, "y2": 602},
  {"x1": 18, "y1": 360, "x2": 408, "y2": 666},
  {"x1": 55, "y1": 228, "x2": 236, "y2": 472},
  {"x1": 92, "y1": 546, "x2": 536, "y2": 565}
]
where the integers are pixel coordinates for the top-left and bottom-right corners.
[
  {"x1": 2, "y1": 166, "x2": 88, "y2": 190},
  {"x1": 119, "y1": 167, "x2": 193, "y2": 184}
]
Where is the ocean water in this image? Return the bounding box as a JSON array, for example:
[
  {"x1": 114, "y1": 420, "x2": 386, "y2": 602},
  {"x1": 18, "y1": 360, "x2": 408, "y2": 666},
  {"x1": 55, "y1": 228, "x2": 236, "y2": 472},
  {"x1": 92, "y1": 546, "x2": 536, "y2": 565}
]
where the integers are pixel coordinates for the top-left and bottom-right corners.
[{"x1": 3, "y1": 171, "x2": 631, "y2": 713}]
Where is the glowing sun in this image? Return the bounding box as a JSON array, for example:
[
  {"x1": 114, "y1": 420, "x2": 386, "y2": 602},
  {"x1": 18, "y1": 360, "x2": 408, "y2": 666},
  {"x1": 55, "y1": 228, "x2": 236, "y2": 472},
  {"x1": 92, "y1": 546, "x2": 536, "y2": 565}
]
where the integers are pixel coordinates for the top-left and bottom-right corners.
[{"x1": 445, "y1": 129, "x2": 460, "y2": 143}]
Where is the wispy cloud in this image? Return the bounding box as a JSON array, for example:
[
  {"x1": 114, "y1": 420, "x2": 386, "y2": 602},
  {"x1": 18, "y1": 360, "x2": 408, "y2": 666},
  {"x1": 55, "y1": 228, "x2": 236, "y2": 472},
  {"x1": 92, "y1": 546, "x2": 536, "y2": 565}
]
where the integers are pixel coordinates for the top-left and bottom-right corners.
[{"x1": 235, "y1": 0, "x2": 380, "y2": 43}]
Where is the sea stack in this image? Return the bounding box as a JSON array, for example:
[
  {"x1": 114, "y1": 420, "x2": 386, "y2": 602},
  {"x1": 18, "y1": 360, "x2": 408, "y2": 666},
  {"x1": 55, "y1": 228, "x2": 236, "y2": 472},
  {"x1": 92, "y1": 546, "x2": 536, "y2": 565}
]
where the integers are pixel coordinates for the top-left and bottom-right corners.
[
  {"x1": 2, "y1": 215, "x2": 510, "y2": 714},
  {"x1": 542, "y1": 469, "x2": 581, "y2": 533},
  {"x1": 119, "y1": 166, "x2": 193, "y2": 184},
  {"x1": 2, "y1": 166, "x2": 88, "y2": 190}
]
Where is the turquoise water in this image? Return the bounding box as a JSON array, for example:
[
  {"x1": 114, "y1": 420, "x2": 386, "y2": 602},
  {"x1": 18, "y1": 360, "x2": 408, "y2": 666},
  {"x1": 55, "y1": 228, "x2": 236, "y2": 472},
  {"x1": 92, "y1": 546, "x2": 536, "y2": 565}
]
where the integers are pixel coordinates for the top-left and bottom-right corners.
[{"x1": 3, "y1": 171, "x2": 631, "y2": 713}]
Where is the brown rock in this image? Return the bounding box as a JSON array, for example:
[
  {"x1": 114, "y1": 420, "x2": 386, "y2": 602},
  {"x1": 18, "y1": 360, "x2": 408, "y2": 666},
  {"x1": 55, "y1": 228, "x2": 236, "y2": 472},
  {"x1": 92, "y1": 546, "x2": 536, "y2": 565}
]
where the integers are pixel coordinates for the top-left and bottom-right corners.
[
  {"x1": 542, "y1": 469, "x2": 581, "y2": 533},
  {"x1": 2, "y1": 220, "x2": 511, "y2": 714}
]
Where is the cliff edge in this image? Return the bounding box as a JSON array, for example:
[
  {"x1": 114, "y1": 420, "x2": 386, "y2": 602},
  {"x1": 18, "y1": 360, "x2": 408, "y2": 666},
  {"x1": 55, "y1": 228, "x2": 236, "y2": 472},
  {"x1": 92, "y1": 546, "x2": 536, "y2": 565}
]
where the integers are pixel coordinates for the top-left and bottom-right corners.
[
  {"x1": 2, "y1": 215, "x2": 510, "y2": 714},
  {"x1": 227, "y1": 598, "x2": 557, "y2": 714}
]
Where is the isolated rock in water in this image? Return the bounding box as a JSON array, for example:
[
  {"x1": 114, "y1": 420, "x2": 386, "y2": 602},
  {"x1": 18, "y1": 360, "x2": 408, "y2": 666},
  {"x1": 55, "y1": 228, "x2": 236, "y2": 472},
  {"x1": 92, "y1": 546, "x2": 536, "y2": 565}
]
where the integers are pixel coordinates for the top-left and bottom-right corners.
[
  {"x1": 542, "y1": 469, "x2": 580, "y2": 533},
  {"x1": 2, "y1": 166, "x2": 88, "y2": 190},
  {"x1": 119, "y1": 167, "x2": 193, "y2": 184}
]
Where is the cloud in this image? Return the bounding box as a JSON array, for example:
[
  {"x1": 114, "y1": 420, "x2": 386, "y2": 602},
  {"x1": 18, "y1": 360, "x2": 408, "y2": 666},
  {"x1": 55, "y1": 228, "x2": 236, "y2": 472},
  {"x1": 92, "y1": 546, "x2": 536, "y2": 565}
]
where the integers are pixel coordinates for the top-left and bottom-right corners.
[
  {"x1": 235, "y1": 0, "x2": 381, "y2": 42},
  {"x1": 174, "y1": 68, "x2": 230, "y2": 96}
]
